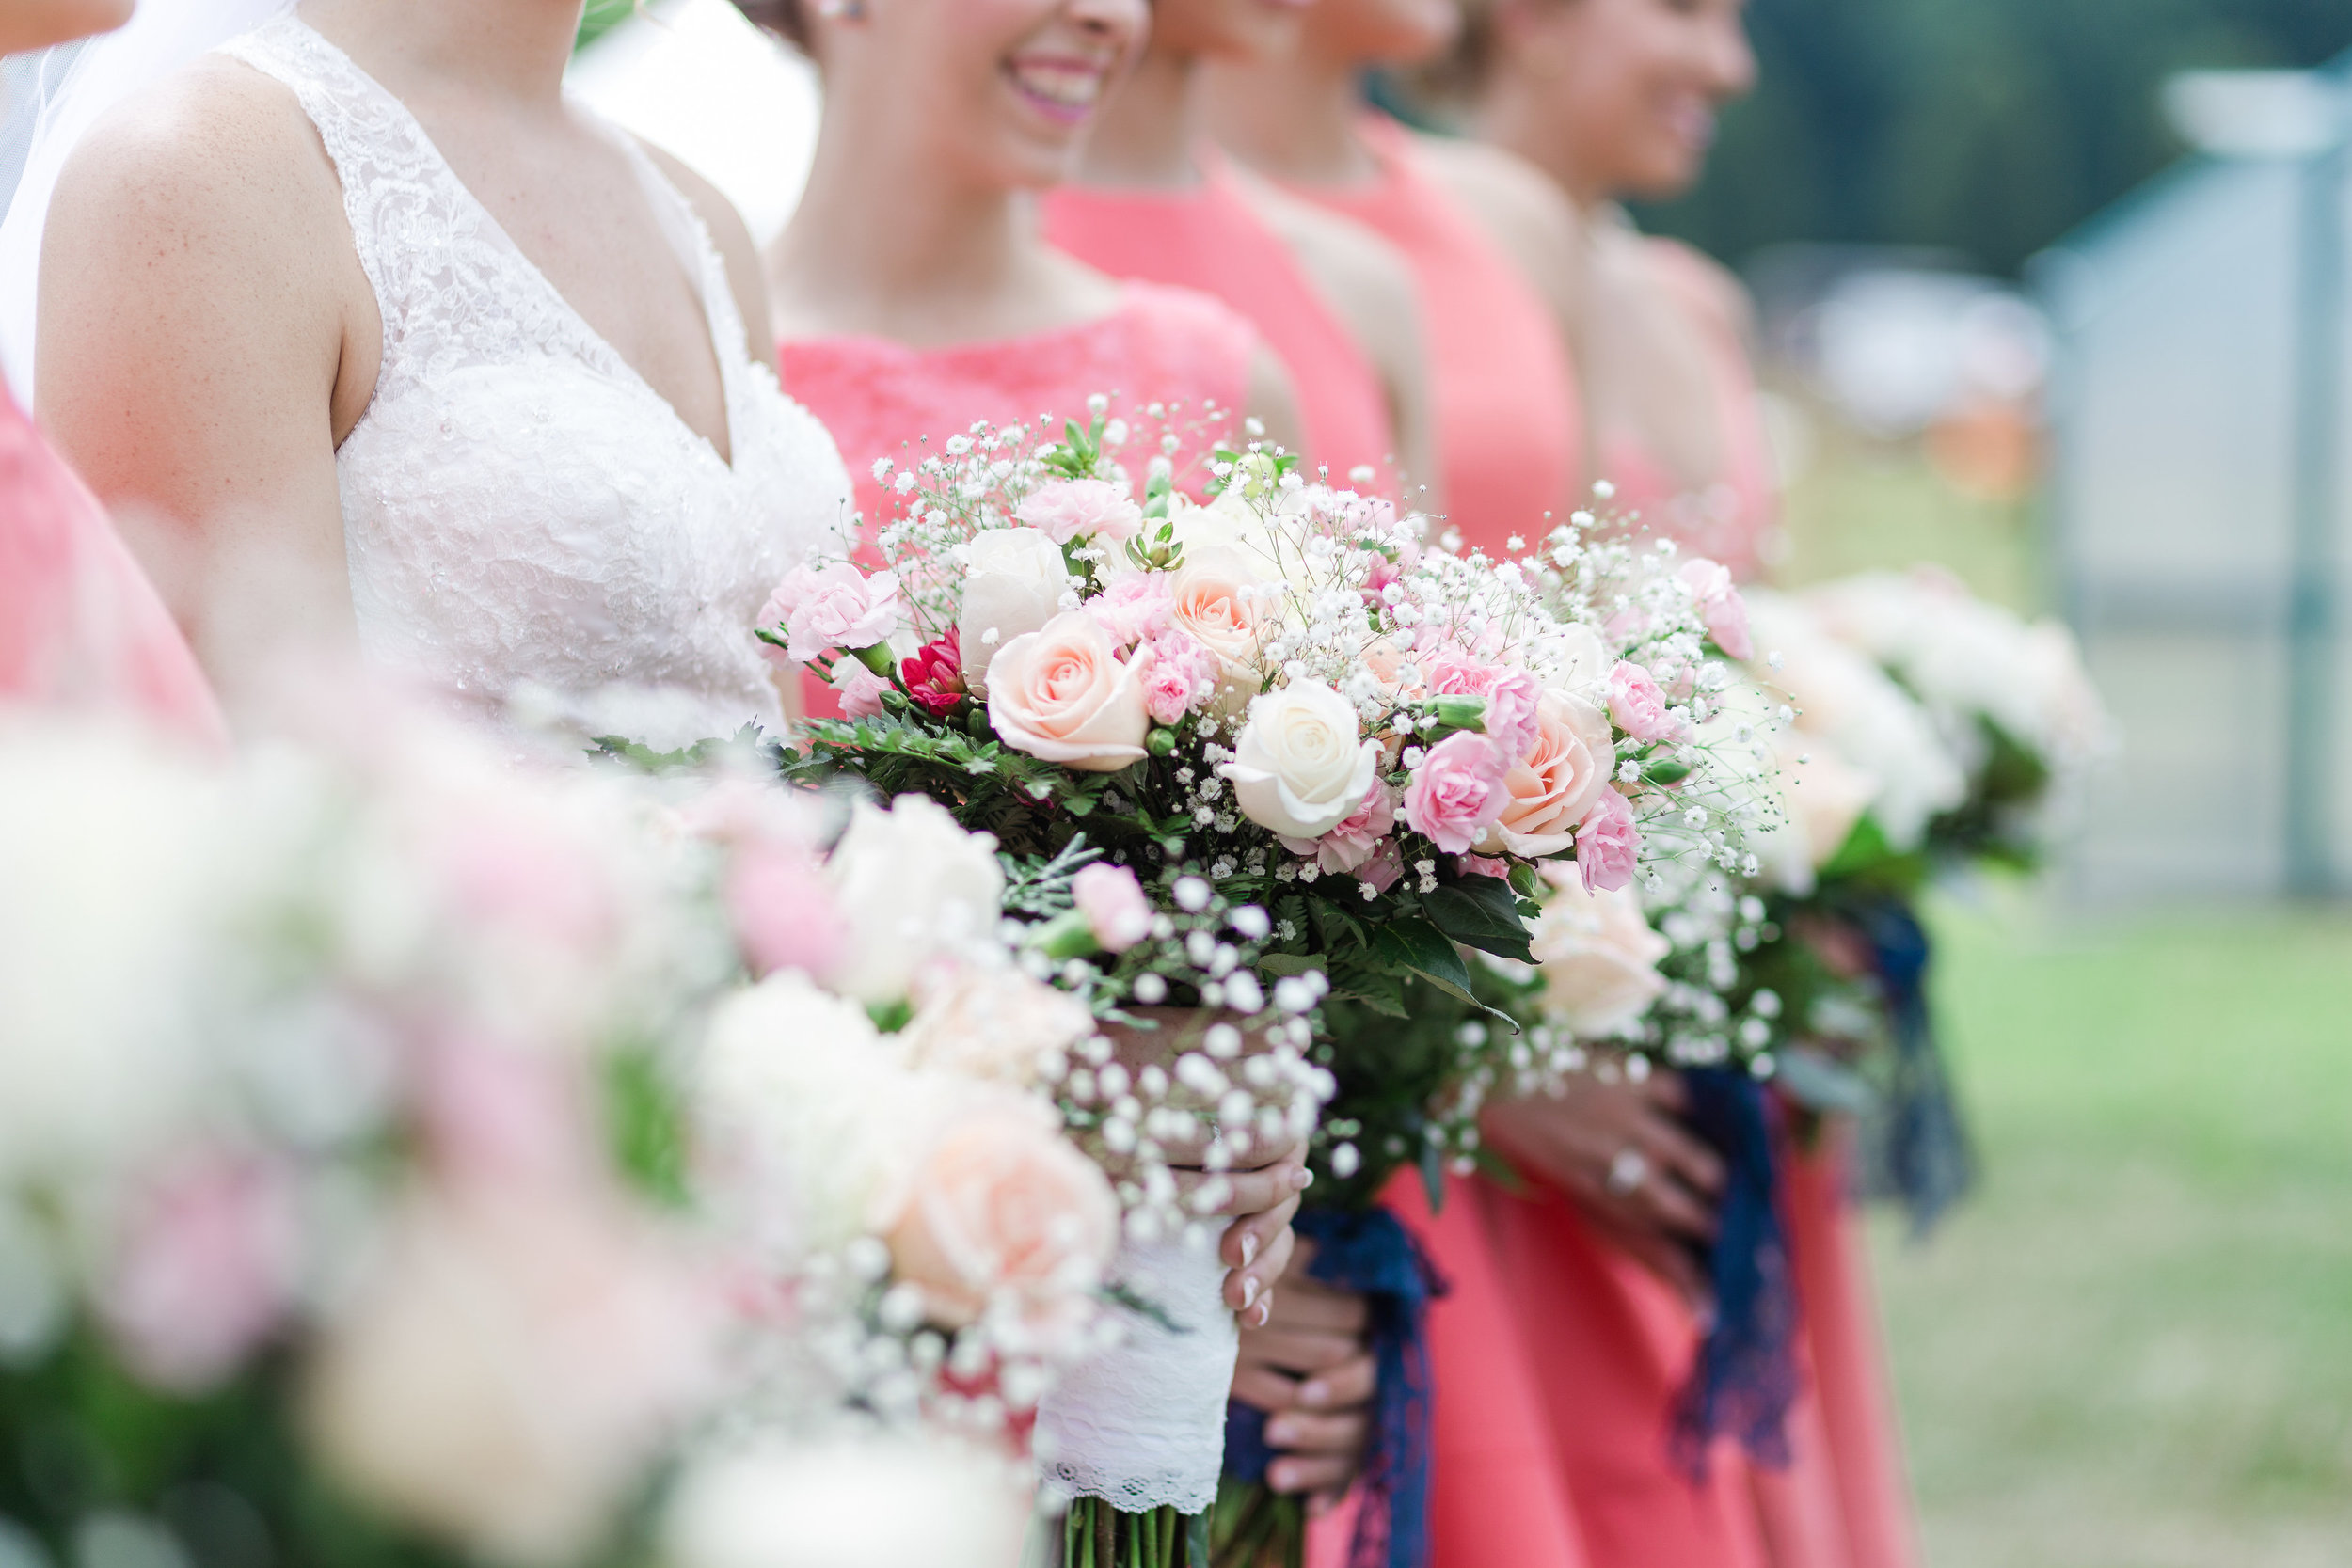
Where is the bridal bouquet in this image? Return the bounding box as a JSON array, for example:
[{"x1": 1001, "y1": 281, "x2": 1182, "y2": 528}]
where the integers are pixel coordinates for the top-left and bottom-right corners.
[
  {"x1": 757, "y1": 413, "x2": 1772, "y2": 1560},
  {"x1": 0, "y1": 709, "x2": 733, "y2": 1568}
]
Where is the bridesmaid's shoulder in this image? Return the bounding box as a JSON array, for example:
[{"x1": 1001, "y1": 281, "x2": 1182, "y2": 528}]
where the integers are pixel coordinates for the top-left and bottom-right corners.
[
  {"x1": 1404, "y1": 130, "x2": 1581, "y2": 305},
  {"x1": 1639, "y1": 237, "x2": 1756, "y2": 347},
  {"x1": 51, "y1": 55, "x2": 343, "y2": 255}
]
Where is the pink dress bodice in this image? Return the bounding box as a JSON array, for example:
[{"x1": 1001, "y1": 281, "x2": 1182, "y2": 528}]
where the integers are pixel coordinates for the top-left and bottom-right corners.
[
  {"x1": 781, "y1": 280, "x2": 1260, "y2": 553},
  {"x1": 1287, "y1": 118, "x2": 1582, "y2": 559},
  {"x1": 1595, "y1": 239, "x2": 1778, "y2": 583},
  {"x1": 1042, "y1": 163, "x2": 1396, "y2": 489},
  {"x1": 779, "y1": 281, "x2": 1260, "y2": 717},
  {"x1": 0, "y1": 383, "x2": 228, "y2": 748}
]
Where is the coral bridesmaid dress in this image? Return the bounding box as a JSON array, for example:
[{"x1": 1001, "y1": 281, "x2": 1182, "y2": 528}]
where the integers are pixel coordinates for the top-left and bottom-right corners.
[
  {"x1": 1042, "y1": 160, "x2": 1396, "y2": 489},
  {"x1": 0, "y1": 380, "x2": 228, "y2": 748},
  {"x1": 1478, "y1": 233, "x2": 1918, "y2": 1568},
  {"x1": 778, "y1": 280, "x2": 1261, "y2": 715},
  {"x1": 1279, "y1": 116, "x2": 1583, "y2": 559}
]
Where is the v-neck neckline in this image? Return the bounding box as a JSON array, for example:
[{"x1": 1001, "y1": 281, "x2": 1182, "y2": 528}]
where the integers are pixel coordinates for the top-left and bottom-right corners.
[{"x1": 288, "y1": 14, "x2": 744, "y2": 473}]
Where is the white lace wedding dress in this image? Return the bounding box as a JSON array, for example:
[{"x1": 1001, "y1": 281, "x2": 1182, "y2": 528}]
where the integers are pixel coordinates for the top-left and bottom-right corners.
[{"x1": 218, "y1": 12, "x2": 852, "y2": 748}]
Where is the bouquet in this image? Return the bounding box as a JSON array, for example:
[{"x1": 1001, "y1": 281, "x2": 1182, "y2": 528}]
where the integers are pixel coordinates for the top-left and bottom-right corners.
[{"x1": 752, "y1": 411, "x2": 1772, "y2": 1563}]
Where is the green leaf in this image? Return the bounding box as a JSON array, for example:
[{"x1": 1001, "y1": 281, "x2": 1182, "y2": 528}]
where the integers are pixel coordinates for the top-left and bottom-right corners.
[
  {"x1": 1370, "y1": 918, "x2": 1521, "y2": 1030},
  {"x1": 1422, "y1": 878, "x2": 1537, "y2": 963}
]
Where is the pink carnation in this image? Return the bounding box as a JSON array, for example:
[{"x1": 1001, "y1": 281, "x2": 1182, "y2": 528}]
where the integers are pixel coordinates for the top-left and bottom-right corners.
[
  {"x1": 1088, "y1": 573, "x2": 1175, "y2": 647},
  {"x1": 1457, "y1": 854, "x2": 1510, "y2": 879},
  {"x1": 1576, "y1": 787, "x2": 1642, "y2": 893},
  {"x1": 1136, "y1": 630, "x2": 1219, "y2": 724},
  {"x1": 100, "y1": 1154, "x2": 298, "y2": 1392},
  {"x1": 1607, "y1": 660, "x2": 1681, "y2": 743},
  {"x1": 832, "y1": 661, "x2": 891, "y2": 719},
  {"x1": 1401, "y1": 730, "x2": 1513, "y2": 854},
  {"x1": 763, "y1": 562, "x2": 903, "y2": 663},
  {"x1": 1015, "y1": 479, "x2": 1145, "y2": 545},
  {"x1": 1677, "y1": 559, "x2": 1754, "y2": 660},
  {"x1": 1281, "y1": 780, "x2": 1396, "y2": 874},
  {"x1": 1358, "y1": 838, "x2": 1405, "y2": 893},
  {"x1": 1422, "y1": 651, "x2": 1544, "y2": 761},
  {"x1": 1072, "y1": 863, "x2": 1153, "y2": 952}
]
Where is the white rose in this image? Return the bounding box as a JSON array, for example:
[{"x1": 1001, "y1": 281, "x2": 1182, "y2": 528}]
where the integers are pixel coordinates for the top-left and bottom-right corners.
[
  {"x1": 1548, "y1": 622, "x2": 1613, "y2": 698},
  {"x1": 826, "y1": 796, "x2": 1006, "y2": 1004},
  {"x1": 958, "y1": 528, "x2": 1072, "y2": 693},
  {"x1": 1222, "y1": 681, "x2": 1381, "y2": 840},
  {"x1": 1529, "y1": 864, "x2": 1672, "y2": 1037},
  {"x1": 304, "y1": 1185, "x2": 716, "y2": 1568}
]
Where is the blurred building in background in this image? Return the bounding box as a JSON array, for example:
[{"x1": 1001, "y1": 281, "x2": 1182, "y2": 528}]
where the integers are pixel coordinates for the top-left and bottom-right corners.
[{"x1": 2035, "y1": 51, "x2": 2351, "y2": 900}]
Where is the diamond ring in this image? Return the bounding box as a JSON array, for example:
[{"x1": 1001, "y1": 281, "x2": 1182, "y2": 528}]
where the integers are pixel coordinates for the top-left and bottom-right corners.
[{"x1": 1605, "y1": 1147, "x2": 1650, "y2": 1198}]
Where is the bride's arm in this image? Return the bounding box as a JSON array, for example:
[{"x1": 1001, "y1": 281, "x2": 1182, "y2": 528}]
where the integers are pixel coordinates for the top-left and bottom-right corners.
[{"x1": 36, "y1": 61, "x2": 372, "y2": 698}]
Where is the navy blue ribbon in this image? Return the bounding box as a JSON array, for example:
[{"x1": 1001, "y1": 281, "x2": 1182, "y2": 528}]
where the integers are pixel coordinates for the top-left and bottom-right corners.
[
  {"x1": 1670, "y1": 1068, "x2": 1798, "y2": 1477},
  {"x1": 1225, "y1": 1206, "x2": 1448, "y2": 1568},
  {"x1": 1849, "y1": 895, "x2": 1975, "y2": 1235}
]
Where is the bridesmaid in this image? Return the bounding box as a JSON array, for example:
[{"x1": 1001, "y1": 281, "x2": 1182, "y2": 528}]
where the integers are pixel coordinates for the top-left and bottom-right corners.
[
  {"x1": 1041, "y1": 0, "x2": 1439, "y2": 500},
  {"x1": 742, "y1": 0, "x2": 1307, "y2": 1317},
  {"x1": 1440, "y1": 3, "x2": 1918, "y2": 1567},
  {"x1": 752, "y1": 0, "x2": 1301, "y2": 549},
  {"x1": 1203, "y1": 5, "x2": 1592, "y2": 1566},
  {"x1": 0, "y1": 0, "x2": 228, "y2": 749}
]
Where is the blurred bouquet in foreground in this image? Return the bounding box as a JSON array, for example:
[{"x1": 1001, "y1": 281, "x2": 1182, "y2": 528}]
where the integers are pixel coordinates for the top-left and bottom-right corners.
[{"x1": 0, "y1": 709, "x2": 729, "y2": 1568}]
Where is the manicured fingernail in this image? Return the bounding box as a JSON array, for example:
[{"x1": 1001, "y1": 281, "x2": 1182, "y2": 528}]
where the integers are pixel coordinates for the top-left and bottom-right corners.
[
  {"x1": 1267, "y1": 1418, "x2": 1297, "y2": 1446},
  {"x1": 1290, "y1": 1166, "x2": 1313, "y2": 1190},
  {"x1": 1241, "y1": 1275, "x2": 1260, "y2": 1309},
  {"x1": 1270, "y1": 1463, "x2": 1297, "y2": 1492},
  {"x1": 1299, "y1": 1381, "x2": 1329, "y2": 1408},
  {"x1": 1253, "y1": 1296, "x2": 1273, "y2": 1327},
  {"x1": 1241, "y1": 1232, "x2": 1259, "y2": 1268}
]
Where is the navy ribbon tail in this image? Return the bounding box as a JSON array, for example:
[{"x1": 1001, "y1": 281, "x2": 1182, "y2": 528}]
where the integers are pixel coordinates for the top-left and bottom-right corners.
[
  {"x1": 1223, "y1": 1205, "x2": 1448, "y2": 1568},
  {"x1": 1670, "y1": 1068, "x2": 1798, "y2": 1478},
  {"x1": 1851, "y1": 894, "x2": 1976, "y2": 1235}
]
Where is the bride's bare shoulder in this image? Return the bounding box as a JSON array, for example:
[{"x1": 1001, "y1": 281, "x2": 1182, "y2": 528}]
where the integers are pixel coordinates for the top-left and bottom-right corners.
[{"x1": 47, "y1": 55, "x2": 347, "y2": 261}]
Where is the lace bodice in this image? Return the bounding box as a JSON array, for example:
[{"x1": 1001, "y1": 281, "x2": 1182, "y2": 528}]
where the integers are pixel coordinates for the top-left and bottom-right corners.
[{"x1": 219, "y1": 12, "x2": 852, "y2": 748}]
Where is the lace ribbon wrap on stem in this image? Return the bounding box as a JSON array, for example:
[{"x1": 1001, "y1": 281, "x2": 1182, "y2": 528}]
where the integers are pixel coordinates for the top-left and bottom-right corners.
[{"x1": 1035, "y1": 1236, "x2": 1238, "y2": 1515}]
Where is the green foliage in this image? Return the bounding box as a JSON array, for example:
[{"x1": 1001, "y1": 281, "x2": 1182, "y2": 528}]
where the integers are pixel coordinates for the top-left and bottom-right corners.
[{"x1": 1641, "y1": 0, "x2": 2352, "y2": 274}]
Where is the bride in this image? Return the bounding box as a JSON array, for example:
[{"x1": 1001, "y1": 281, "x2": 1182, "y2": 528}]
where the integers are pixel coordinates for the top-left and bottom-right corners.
[{"x1": 18, "y1": 0, "x2": 853, "y2": 745}]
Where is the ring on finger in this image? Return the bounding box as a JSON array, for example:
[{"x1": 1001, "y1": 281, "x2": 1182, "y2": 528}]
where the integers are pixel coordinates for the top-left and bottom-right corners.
[{"x1": 1605, "y1": 1146, "x2": 1650, "y2": 1197}]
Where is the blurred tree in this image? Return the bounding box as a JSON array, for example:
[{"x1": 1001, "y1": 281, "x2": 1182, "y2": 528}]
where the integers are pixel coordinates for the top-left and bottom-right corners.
[{"x1": 1640, "y1": 0, "x2": 2352, "y2": 273}]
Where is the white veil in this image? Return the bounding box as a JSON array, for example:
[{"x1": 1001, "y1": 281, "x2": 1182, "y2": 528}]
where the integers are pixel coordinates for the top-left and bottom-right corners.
[{"x1": 0, "y1": 0, "x2": 291, "y2": 400}]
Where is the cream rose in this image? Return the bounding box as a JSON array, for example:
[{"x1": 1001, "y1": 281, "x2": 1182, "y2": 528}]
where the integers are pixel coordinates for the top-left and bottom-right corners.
[
  {"x1": 1224, "y1": 681, "x2": 1382, "y2": 840},
  {"x1": 885, "y1": 1098, "x2": 1120, "y2": 1343},
  {"x1": 985, "y1": 612, "x2": 1152, "y2": 772},
  {"x1": 1474, "y1": 691, "x2": 1616, "y2": 858},
  {"x1": 958, "y1": 528, "x2": 1071, "y2": 693},
  {"x1": 1529, "y1": 863, "x2": 1672, "y2": 1037},
  {"x1": 1549, "y1": 622, "x2": 1613, "y2": 699},
  {"x1": 898, "y1": 962, "x2": 1099, "y2": 1087},
  {"x1": 826, "y1": 797, "x2": 1006, "y2": 1004}
]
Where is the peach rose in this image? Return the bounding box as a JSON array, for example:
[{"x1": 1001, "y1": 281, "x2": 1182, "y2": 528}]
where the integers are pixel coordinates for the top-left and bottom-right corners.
[
  {"x1": 1167, "y1": 549, "x2": 1263, "y2": 668},
  {"x1": 1473, "y1": 691, "x2": 1616, "y2": 858},
  {"x1": 985, "y1": 612, "x2": 1151, "y2": 772},
  {"x1": 886, "y1": 1101, "x2": 1119, "y2": 1344}
]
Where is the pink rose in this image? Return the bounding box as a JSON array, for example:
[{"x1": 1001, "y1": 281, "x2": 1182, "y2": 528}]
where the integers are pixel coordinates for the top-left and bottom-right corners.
[
  {"x1": 985, "y1": 612, "x2": 1152, "y2": 772},
  {"x1": 831, "y1": 661, "x2": 890, "y2": 720},
  {"x1": 1457, "y1": 854, "x2": 1510, "y2": 879},
  {"x1": 1607, "y1": 660, "x2": 1680, "y2": 743},
  {"x1": 1015, "y1": 478, "x2": 1145, "y2": 546},
  {"x1": 1071, "y1": 863, "x2": 1152, "y2": 952},
  {"x1": 1401, "y1": 730, "x2": 1513, "y2": 854},
  {"x1": 100, "y1": 1153, "x2": 299, "y2": 1391},
  {"x1": 725, "y1": 835, "x2": 843, "y2": 980},
  {"x1": 1357, "y1": 839, "x2": 1405, "y2": 893},
  {"x1": 1087, "y1": 573, "x2": 1175, "y2": 647},
  {"x1": 900, "y1": 629, "x2": 967, "y2": 717},
  {"x1": 1475, "y1": 691, "x2": 1616, "y2": 858},
  {"x1": 1678, "y1": 558, "x2": 1754, "y2": 660},
  {"x1": 1576, "y1": 787, "x2": 1642, "y2": 893},
  {"x1": 886, "y1": 1101, "x2": 1120, "y2": 1343},
  {"x1": 1280, "y1": 780, "x2": 1394, "y2": 874},
  {"x1": 1422, "y1": 651, "x2": 1543, "y2": 761},
  {"x1": 764, "y1": 563, "x2": 903, "y2": 663}
]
